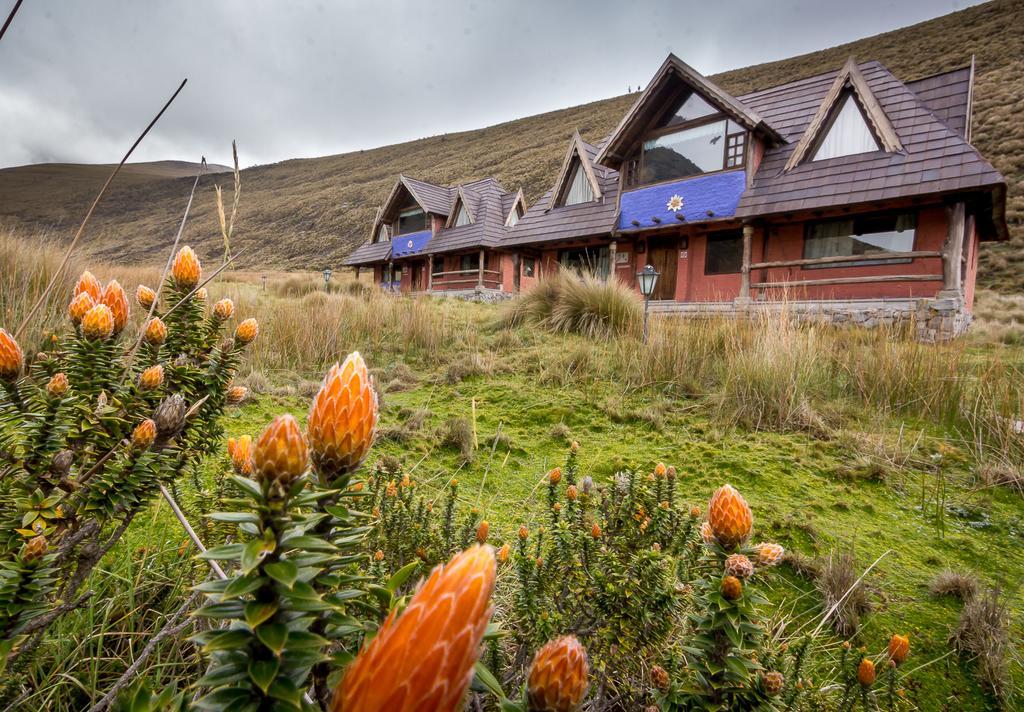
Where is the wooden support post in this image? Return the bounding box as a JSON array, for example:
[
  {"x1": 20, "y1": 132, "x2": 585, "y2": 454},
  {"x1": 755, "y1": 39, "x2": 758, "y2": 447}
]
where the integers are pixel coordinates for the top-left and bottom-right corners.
[
  {"x1": 607, "y1": 241, "x2": 617, "y2": 282},
  {"x1": 427, "y1": 256, "x2": 433, "y2": 291},
  {"x1": 512, "y1": 252, "x2": 521, "y2": 293},
  {"x1": 387, "y1": 261, "x2": 394, "y2": 292},
  {"x1": 478, "y1": 249, "x2": 485, "y2": 288},
  {"x1": 354, "y1": 266, "x2": 360, "y2": 280},
  {"x1": 940, "y1": 201, "x2": 965, "y2": 299},
  {"x1": 736, "y1": 224, "x2": 754, "y2": 304}
]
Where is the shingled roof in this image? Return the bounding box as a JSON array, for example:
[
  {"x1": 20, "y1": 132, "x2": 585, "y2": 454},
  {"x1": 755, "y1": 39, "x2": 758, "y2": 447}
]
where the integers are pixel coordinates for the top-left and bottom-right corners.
[{"x1": 427, "y1": 177, "x2": 516, "y2": 254}]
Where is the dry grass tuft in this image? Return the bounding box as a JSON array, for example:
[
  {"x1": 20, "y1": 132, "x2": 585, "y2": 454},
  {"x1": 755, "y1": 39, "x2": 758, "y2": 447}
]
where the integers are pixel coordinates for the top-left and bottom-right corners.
[
  {"x1": 444, "y1": 351, "x2": 495, "y2": 384},
  {"x1": 950, "y1": 586, "x2": 1012, "y2": 702},
  {"x1": 817, "y1": 548, "x2": 872, "y2": 637},
  {"x1": 436, "y1": 417, "x2": 475, "y2": 463},
  {"x1": 930, "y1": 570, "x2": 980, "y2": 601}
]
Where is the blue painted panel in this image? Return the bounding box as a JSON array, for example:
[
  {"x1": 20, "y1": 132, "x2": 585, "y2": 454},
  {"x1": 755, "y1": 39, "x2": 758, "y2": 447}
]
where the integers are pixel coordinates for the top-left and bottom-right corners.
[
  {"x1": 390, "y1": 230, "x2": 432, "y2": 258},
  {"x1": 618, "y1": 170, "x2": 746, "y2": 232}
]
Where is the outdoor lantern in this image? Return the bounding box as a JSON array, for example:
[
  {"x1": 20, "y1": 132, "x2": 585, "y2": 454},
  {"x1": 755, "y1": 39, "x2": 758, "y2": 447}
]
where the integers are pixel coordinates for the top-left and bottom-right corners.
[
  {"x1": 637, "y1": 264, "x2": 660, "y2": 297},
  {"x1": 322, "y1": 268, "x2": 333, "y2": 288}
]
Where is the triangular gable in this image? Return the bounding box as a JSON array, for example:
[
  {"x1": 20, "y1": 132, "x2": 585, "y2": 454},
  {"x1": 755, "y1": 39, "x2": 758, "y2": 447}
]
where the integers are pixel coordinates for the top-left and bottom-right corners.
[
  {"x1": 783, "y1": 57, "x2": 903, "y2": 172},
  {"x1": 595, "y1": 53, "x2": 783, "y2": 169},
  {"x1": 445, "y1": 186, "x2": 477, "y2": 228},
  {"x1": 548, "y1": 131, "x2": 603, "y2": 210},
  {"x1": 505, "y1": 188, "x2": 527, "y2": 226},
  {"x1": 371, "y1": 175, "x2": 441, "y2": 241}
]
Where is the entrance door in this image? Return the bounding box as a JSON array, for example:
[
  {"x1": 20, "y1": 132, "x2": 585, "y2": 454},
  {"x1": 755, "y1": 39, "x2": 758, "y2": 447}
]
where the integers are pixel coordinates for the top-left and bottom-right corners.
[
  {"x1": 410, "y1": 260, "x2": 423, "y2": 292},
  {"x1": 646, "y1": 237, "x2": 678, "y2": 300}
]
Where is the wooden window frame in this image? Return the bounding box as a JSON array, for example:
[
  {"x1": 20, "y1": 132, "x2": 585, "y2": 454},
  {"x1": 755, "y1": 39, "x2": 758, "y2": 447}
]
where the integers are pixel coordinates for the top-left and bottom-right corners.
[
  {"x1": 704, "y1": 230, "x2": 744, "y2": 276},
  {"x1": 432, "y1": 255, "x2": 444, "y2": 276},
  {"x1": 808, "y1": 90, "x2": 882, "y2": 163},
  {"x1": 459, "y1": 253, "x2": 480, "y2": 272},
  {"x1": 801, "y1": 211, "x2": 917, "y2": 269},
  {"x1": 396, "y1": 207, "x2": 427, "y2": 236},
  {"x1": 626, "y1": 114, "x2": 748, "y2": 188}
]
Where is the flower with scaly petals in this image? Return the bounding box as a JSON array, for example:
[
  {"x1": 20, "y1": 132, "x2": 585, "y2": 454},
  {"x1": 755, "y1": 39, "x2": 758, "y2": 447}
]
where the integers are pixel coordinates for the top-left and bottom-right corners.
[
  {"x1": 136, "y1": 284, "x2": 156, "y2": 309},
  {"x1": 498, "y1": 543, "x2": 510, "y2": 563},
  {"x1": 139, "y1": 365, "x2": 164, "y2": 391},
  {"x1": 707, "y1": 484, "x2": 753, "y2": 550},
  {"x1": 234, "y1": 318, "x2": 259, "y2": 345},
  {"x1": 226, "y1": 385, "x2": 247, "y2": 405},
  {"x1": 762, "y1": 671, "x2": 784, "y2": 695},
  {"x1": 591, "y1": 523, "x2": 601, "y2": 539},
  {"x1": 47, "y1": 372, "x2": 68, "y2": 397},
  {"x1": 23, "y1": 535, "x2": 47, "y2": 563},
  {"x1": 171, "y1": 246, "x2": 201, "y2": 290},
  {"x1": 548, "y1": 467, "x2": 562, "y2": 485},
  {"x1": 756, "y1": 542, "x2": 785, "y2": 567},
  {"x1": 526, "y1": 635, "x2": 590, "y2": 712},
  {"x1": 0, "y1": 329, "x2": 24, "y2": 380},
  {"x1": 100, "y1": 280, "x2": 130, "y2": 334},
  {"x1": 654, "y1": 462, "x2": 667, "y2": 477},
  {"x1": 132, "y1": 419, "x2": 156, "y2": 450},
  {"x1": 81, "y1": 304, "x2": 115, "y2": 340},
  {"x1": 476, "y1": 520, "x2": 489, "y2": 544},
  {"x1": 888, "y1": 634, "x2": 909, "y2": 665},
  {"x1": 689, "y1": 506, "x2": 701, "y2": 519},
  {"x1": 144, "y1": 318, "x2": 167, "y2": 346},
  {"x1": 332, "y1": 545, "x2": 496, "y2": 712},
  {"x1": 650, "y1": 665, "x2": 669, "y2": 691},
  {"x1": 68, "y1": 292, "x2": 94, "y2": 325},
  {"x1": 213, "y1": 297, "x2": 234, "y2": 321},
  {"x1": 195, "y1": 287, "x2": 207, "y2": 301},
  {"x1": 228, "y1": 435, "x2": 253, "y2": 475},
  {"x1": 720, "y1": 575, "x2": 743, "y2": 601},
  {"x1": 700, "y1": 521, "x2": 715, "y2": 545},
  {"x1": 253, "y1": 414, "x2": 308, "y2": 490},
  {"x1": 74, "y1": 271, "x2": 102, "y2": 302},
  {"x1": 725, "y1": 553, "x2": 754, "y2": 579},
  {"x1": 518, "y1": 525, "x2": 529, "y2": 540},
  {"x1": 857, "y1": 658, "x2": 876, "y2": 686},
  {"x1": 307, "y1": 352, "x2": 379, "y2": 480},
  {"x1": 566, "y1": 485, "x2": 578, "y2": 501}
]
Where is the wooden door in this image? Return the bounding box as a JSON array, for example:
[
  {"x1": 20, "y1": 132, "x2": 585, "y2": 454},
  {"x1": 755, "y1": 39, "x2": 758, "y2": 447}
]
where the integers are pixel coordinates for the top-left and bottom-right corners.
[{"x1": 646, "y1": 237, "x2": 678, "y2": 300}]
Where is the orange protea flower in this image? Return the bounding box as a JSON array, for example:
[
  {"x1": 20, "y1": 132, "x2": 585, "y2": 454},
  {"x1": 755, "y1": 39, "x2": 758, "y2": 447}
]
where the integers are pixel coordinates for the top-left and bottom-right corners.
[
  {"x1": 195, "y1": 287, "x2": 208, "y2": 301},
  {"x1": 68, "y1": 292, "x2": 94, "y2": 325},
  {"x1": 689, "y1": 506, "x2": 701, "y2": 519},
  {"x1": 566, "y1": 485, "x2": 578, "y2": 501},
  {"x1": 700, "y1": 521, "x2": 715, "y2": 545},
  {"x1": 518, "y1": 525, "x2": 529, "y2": 540},
  {"x1": 526, "y1": 635, "x2": 590, "y2": 712},
  {"x1": 725, "y1": 553, "x2": 754, "y2": 579},
  {"x1": 213, "y1": 297, "x2": 234, "y2": 321},
  {"x1": 761, "y1": 671, "x2": 784, "y2": 695},
  {"x1": 720, "y1": 575, "x2": 743, "y2": 601},
  {"x1": 707, "y1": 484, "x2": 753, "y2": 550},
  {"x1": 332, "y1": 544, "x2": 496, "y2": 712},
  {"x1": 100, "y1": 280, "x2": 130, "y2": 334},
  {"x1": 756, "y1": 542, "x2": 785, "y2": 567},
  {"x1": 307, "y1": 352, "x2": 379, "y2": 481},
  {"x1": 132, "y1": 419, "x2": 157, "y2": 450},
  {"x1": 81, "y1": 304, "x2": 115, "y2": 340},
  {"x1": 136, "y1": 284, "x2": 156, "y2": 309},
  {"x1": 591, "y1": 523, "x2": 601, "y2": 539},
  {"x1": 476, "y1": 520, "x2": 489, "y2": 544},
  {"x1": 46, "y1": 372, "x2": 68, "y2": 397},
  {"x1": 548, "y1": 467, "x2": 562, "y2": 485},
  {"x1": 0, "y1": 328, "x2": 24, "y2": 380},
  {"x1": 253, "y1": 414, "x2": 308, "y2": 490},
  {"x1": 651, "y1": 665, "x2": 670, "y2": 691},
  {"x1": 373, "y1": 550, "x2": 385, "y2": 562},
  {"x1": 498, "y1": 543, "x2": 510, "y2": 563},
  {"x1": 570, "y1": 440, "x2": 579, "y2": 453},
  {"x1": 226, "y1": 385, "x2": 248, "y2": 405},
  {"x1": 385, "y1": 480, "x2": 398, "y2": 497},
  {"x1": 234, "y1": 318, "x2": 259, "y2": 345},
  {"x1": 888, "y1": 634, "x2": 910, "y2": 666},
  {"x1": 400, "y1": 473, "x2": 412, "y2": 488},
  {"x1": 654, "y1": 462, "x2": 667, "y2": 477},
  {"x1": 73, "y1": 270, "x2": 102, "y2": 302},
  {"x1": 139, "y1": 364, "x2": 164, "y2": 391},
  {"x1": 228, "y1": 434, "x2": 254, "y2": 475},
  {"x1": 857, "y1": 658, "x2": 876, "y2": 687},
  {"x1": 171, "y1": 246, "x2": 202, "y2": 290},
  {"x1": 23, "y1": 535, "x2": 48, "y2": 563},
  {"x1": 144, "y1": 317, "x2": 167, "y2": 346}
]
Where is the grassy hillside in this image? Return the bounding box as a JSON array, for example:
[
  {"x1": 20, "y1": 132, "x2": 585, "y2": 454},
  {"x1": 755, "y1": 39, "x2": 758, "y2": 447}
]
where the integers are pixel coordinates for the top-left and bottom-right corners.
[{"x1": 0, "y1": 0, "x2": 1021, "y2": 288}]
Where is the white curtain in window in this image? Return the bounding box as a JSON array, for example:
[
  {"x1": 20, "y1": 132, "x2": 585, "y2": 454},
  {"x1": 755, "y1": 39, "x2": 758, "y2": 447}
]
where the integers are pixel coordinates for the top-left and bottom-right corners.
[
  {"x1": 564, "y1": 164, "x2": 594, "y2": 206},
  {"x1": 813, "y1": 95, "x2": 880, "y2": 161},
  {"x1": 454, "y1": 204, "x2": 471, "y2": 226}
]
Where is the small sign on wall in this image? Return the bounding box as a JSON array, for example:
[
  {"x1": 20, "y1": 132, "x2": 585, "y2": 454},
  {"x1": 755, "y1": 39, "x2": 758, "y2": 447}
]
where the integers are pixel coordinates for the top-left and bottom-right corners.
[
  {"x1": 615, "y1": 251, "x2": 629, "y2": 264},
  {"x1": 680, "y1": 250, "x2": 688, "y2": 260}
]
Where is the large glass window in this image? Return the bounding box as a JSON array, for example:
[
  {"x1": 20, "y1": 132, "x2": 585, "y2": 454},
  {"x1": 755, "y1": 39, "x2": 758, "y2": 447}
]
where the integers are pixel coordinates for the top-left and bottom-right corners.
[
  {"x1": 812, "y1": 94, "x2": 880, "y2": 161},
  {"x1": 562, "y1": 163, "x2": 594, "y2": 206},
  {"x1": 453, "y1": 203, "x2": 471, "y2": 226},
  {"x1": 662, "y1": 92, "x2": 718, "y2": 128},
  {"x1": 460, "y1": 253, "x2": 480, "y2": 272},
  {"x1": 804, "y1": 213, "x2": 916, "y2": 267},
  {"x1": 640, "y1": 119, "x2": 745, "y2": 184},
  {"x1": 704, "y1": 232, "x2": 743, "y2": 275},
  {"x1": 398, "y1": 208, "x2": 426, "y2": 235},
  {"x1": 558, "y1": 246, "x2": 609, "y2": 279}
]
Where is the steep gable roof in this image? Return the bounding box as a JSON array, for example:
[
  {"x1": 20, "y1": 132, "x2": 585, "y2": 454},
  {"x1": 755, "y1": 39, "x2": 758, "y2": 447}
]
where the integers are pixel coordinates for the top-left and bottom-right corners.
[
  {"x1": 549, "y1": 131, "x2": 603, "y2": 209},
  {"x1": 503, "y1": 187, "x2": 527, "y2": 225},
  {"x1": 595, "y1": 53, "x2": 783, "y2": 169},
  {"x1": 905, "y1": 64, "x2": 973, "y2": 139},
  {"x1": 783, "y1": 57, "x2": 902, "y2": 171},
  {"x1": 446, "y1": 185, "x2": 479, "y2": 227}
]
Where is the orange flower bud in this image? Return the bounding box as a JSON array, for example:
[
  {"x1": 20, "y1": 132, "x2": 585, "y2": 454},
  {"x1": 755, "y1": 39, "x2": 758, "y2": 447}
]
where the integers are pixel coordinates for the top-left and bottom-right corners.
[
  {"x1": 651, "y1": 665, "x2": 670, "y2": 691},
  {"x1": 136, "y1": 284, "x2": 156, "y2": 309},
  {"x1": 349, "y1": 481, "x2": 364, "y2": 492},
  {"x1": 689, "y1": 506, "x2": 701, "y2": 519},
  {"x1": 253, "y1": 414, "x2": 308, "y2": 490},
  {"x1": 195, "y1": 287, "x2": 207, "y2": 301},
  {"x1": 47, "y1": 372, "x2": 68, "y2": 397},
  {"x1": 171, "y1": 246, "x2": 202, "y2": 290},
  {"x1": 570, "y1": 440, "x2": 579, "y2": 453},
  {"x1": 139, "y1": 364, "x2": 164, "y2": 391},
  {"x1": 132, "y1": 419, "x2": 157, "y2": 450},
  {"x1": 476, "y1": 520, "x2": 489, "y2": 544},
  {"x1": 888, "y1": 634, "x2": 909, "y2": 666},
  {"x1": 229, "y1": 434, "x2": 253, "y2": 475},
  {"x1": 756, "y1": 542, "x2": 785, "y2": 567},
  {"x1": 548, "y1": 467, "x2": 562, "y2": 485},
  {"x1": 552, "y1": 502, "x2": 562, "y2": 513},
  {"x1": 654, "y1": 462, "x2": 667, "y2": 477},
  {"x1": 566, "y1": 485, "x2": 578, "y2": 501},
  {"x1": 23, "y1": 535, "x2": 48, "y2": 563},
  {"x1": 226, "y1": 385, "x2": 248, "y2": 405},
  {"x1": 100, "y1": 280, "x2": 130, "y2": 334},
  {"x1": 659, "y1": 500, "x2": 670, "y2": 510},
  {"x1": 385, "y1": 480, "x2": 397, "y2": 497},
  {"x1": 0, "y1": 328, "x2": 24, "y2": 380},
  {"x1": 762, "y1": 671, "x2": 784, "y2": 695},
  {"x1": 234, "y1": 318, "x2": 259, "y2": 345},
  {"x1": 591, "y1": 523, "x2": 601, "y2": 539},
  {"x1": 213, "y1": 297, "x2": 234, "y2": 321},
  {"x1": 498, "y1": 543, "x2": 510, "y2": 563},
  {"x1": 527, "y1": 635, "x2": 590, "y2": 712},
  {"x1": 333, "y1": 545, "x2": 496, "y2": 712},
  {"x1": 720, "y1": 575, "x2": 743, "y2": 601},
  {"x1": 725, "y1": 553, "x2": 754, "y2": 579},
  {"x1": 81, "y1": 304, "x2": 115, "y2": 340},
  {"x1": 707, "y1": 484, "x2": 753, "y2": 550},
  {"x1": 400, "y1": 473, "x2": 411, "y2": 488},
  {"x1": 144, "y1": 317, "x2": 167, "y2": 346},
  {"x1": 74, "y1": 270, "x2": 102, "y2": 302},
  {"x1": 307, "y1": 352, "x2": 379, "y2": 481},
  {"x1": 68, "y1": 292, "x2": 95, "y2": 325},
  {"x1": 374, "y1": 550, "x2": 385, "y2": 562},
  {"x1": 700, "y1": 521, "x2": 715, "y2": 545},
  {"x1": 518, "y1": 525, "x2": 529, "y2": 540},
  {"x1": 857, "y1": 658, "x2": 876, "y2": 687}
]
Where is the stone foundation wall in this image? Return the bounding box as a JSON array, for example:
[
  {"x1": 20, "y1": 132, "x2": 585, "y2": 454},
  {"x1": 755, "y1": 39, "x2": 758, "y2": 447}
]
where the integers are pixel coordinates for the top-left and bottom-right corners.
[{"x1": 427, "y1": 287, "x2": 512, "y2": 303}]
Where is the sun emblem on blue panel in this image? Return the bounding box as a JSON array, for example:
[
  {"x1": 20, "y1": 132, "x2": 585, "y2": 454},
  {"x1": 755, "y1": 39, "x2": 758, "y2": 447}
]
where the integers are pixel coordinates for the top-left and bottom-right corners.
[
  {"x1": 666, "y1": 195, "x2": 684, "y2": 212},
  {"x1": 407, "y1": 239, "x2": 414, "y2": 249}
]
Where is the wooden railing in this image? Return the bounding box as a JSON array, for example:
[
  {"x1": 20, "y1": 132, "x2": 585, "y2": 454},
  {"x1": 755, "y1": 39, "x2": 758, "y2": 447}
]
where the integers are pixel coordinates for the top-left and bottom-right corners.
[
  {"x1": 429, "y1": 268, "x2": 503, "y2": 290},
  {"x1": 748, "y1": 250, "x2": 944, "y2": 290}
]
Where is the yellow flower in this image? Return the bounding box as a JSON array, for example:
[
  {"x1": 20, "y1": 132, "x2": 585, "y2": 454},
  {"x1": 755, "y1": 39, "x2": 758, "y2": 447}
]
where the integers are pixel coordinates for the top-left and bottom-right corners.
[
  {"x1": 139, "y1": 364, "x2": 164, "y2": 391},
  {"x1": 132, "y1": 419, "x2": 156, "y2": 450},
  {"x1": 213, "y1": 297, "x2": 234, "y2": 321},
  {"x1": 73, "y1": 270, "x2": 102, "y2": 302},
  {"x1": 136, "y1": 284, "x2": 156, "y2": 309},
  {"x1": 144, "y1": 317, "x2": 167, "y2": 346},
  {"x1": 0, "y1": 328, "x2": 24, "y2": 380},
  {"x1": 68, "y1": 292, "x2": 95, "y2": 325},
  {"x1": 527, "y1": 635, "x2": 590, "y2": 712},
  {"x1": 253, "y1": 414, "x2": 308, "y2": 490},
  {"x1": 307, "y1": 353, "x2": 379, "y2": 480},
  {"x1": 228, "y1": 434, "x2": 254, "y2": 475},
  {"x1": 81, "y1": 304, "x2": 115, "y2": 340},
  {"x1": 100, "y1": 280, "x2": 130, "y2": 334},
  {"x1": 171, "y1": 246, "x2": 202, "y2": 290},
  {"x1": 234, "y1": 318, "x2": 259, "y2": 345}
]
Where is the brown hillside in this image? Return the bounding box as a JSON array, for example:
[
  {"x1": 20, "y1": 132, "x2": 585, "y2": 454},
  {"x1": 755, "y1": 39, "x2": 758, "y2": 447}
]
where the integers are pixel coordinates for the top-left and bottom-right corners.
[{"x1": 0, "y1": 0, "x2": 1021, "y2": 288}]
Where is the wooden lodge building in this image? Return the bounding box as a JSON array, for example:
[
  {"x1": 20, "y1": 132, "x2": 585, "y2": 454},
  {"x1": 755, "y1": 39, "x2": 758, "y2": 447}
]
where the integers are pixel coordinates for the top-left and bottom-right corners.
[{"x1": 345, "y1": 54, "x2": 1008, "y2": 339}]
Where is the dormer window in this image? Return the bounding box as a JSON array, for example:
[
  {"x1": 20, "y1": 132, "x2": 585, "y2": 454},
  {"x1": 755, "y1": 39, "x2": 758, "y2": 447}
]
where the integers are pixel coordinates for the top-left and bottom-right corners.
[
  {"x1": 506, "y1": 204, "x2": 524, "y2": 227},
  {"x1": 453, "y1": 203, "x2": 471, "y2": 227},
  {"x1": 374, "y1": 224, "x2": 388, "y2": 243},
  {"x1": 637, "y1": 118, "x2": 745, "y2": 185},
  {"x1": 398, "y1": 207, "x2": 426, "y2": 235},
  {"x1": 563, "y1": 162, "x2": 594, "y2": 206},
  {"x1": 812, "y1": 93, "x2": 880, "y2": 161}
]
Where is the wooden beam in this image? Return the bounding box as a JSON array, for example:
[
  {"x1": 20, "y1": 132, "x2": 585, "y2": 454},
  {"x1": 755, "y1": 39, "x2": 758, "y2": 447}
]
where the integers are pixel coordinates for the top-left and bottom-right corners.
[
  {"x1": 478, "y1": 249, "x2": 485, "y2": 288},
  {"x1": 749, "y1": 250, "x2": 942, "y2": 270},
  {"x1": 607, "y1": 241, "x2": 617, "y2": 282},
  {"x1": 753, "y1": 274, "x2": 942, "y2": 289},
  {"x1": 737, "y1": 224, "x2": 753, "y2": 303},
  {"x1": 512, "y1": 252, "x2": 521, "y2": 293},
  {"x1": 941, "y1": 201, "x2": 966, "y2": 295},
  {"x1": 427, "y1": 257, "x2": 433, "y2": 291}
]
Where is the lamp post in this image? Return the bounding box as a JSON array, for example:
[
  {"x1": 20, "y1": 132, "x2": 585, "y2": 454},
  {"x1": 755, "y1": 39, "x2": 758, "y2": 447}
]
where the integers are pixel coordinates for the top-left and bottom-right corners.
[
  {"x1": 637, "y1": 264, "x2": 660, "y2": 343},
  {"x1": 322, "y1": 267, "x2": 333, "y2": 290}
]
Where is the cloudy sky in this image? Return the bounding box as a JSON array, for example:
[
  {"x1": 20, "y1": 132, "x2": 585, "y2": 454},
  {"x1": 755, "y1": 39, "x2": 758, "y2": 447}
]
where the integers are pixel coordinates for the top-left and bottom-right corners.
[{"x1": 0, "y1": 0, "x2": 980, "y2": 169}]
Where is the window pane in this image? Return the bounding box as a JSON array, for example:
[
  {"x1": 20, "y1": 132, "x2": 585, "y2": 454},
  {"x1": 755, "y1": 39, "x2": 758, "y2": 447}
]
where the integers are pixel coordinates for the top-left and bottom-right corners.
[
  {"x1": 454, "y1": 204, "x2": 470, "y2": 226},
  {"x1": 460, "y1": 253, "x2": 479, "y2": 272},
  {"x1": 804, "y1": 213, "x2": 916, "y2": 266},
  {"x1": 523, "y1": 257, "x2": 535, "y2": 277},
  {"x1": 376, "y1": 225, "x2": 388, "y2": 243},
  {"x1": 558, "y1": 246, "x2": 609, "y2": 279},
  {"x1": 398, "y1": 208, "x2": 426, "y2": 235},
  {"x1": 432, "y1": 257, "x2": 443, "y2": 275},
  {"x1": 642, "y1": 120, "x2": 726, "y2": 183},
  {"x1": 705, "y1": 232, "x2": 743, "y2": 275},
  {"x1": 813, "y1": 95, "x2": 880, "y2": 161},
  {"x1": 563, "y1": 164, "x2": 594, "y2": 206},
  {"x1": 662, "y1": 92, "x2": 717, "y2": 128}
]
